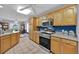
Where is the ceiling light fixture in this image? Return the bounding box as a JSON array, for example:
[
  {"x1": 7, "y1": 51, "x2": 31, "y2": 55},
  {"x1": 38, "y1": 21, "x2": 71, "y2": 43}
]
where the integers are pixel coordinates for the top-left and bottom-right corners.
[
  {"x1": 0, "y1": 5, "x2": 3, "y2": 8},
  {"x1": 17, "y1": 6, "x2": 31, "y2": 15}
]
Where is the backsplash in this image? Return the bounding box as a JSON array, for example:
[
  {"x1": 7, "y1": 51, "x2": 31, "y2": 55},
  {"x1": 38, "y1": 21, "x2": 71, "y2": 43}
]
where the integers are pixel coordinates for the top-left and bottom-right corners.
[
  {"x1": 53, "y1": 26, "x2": 76, "y2": 33},
  {"x1": 50, "y1": 25, "x2": 76, "y2": 36},
  {"x1": 39, "y1": 25, "x2": 76, "y2": 36}
]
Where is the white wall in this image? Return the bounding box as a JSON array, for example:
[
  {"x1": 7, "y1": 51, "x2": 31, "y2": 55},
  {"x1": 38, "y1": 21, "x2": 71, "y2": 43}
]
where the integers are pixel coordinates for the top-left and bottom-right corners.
[{"x1": 25, "y1": 22, "x2": 29, "y2": 33}]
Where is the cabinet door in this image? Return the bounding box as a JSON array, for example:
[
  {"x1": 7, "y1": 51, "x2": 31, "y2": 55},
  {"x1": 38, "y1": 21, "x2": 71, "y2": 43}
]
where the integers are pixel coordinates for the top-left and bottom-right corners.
[
  {"x1": 62, "y1": 43, "x2": 77, "y2": 54},
  {"x1": 36, "y1": 17, "x2": 42, "y2": 26},
  {"x1": 29, "y1": 30, "x2": 32, "y2": 40},
  {"x1": 62, "y1": 39, "x2": 78, "y2": 54},
  {"x1": 16, "y1": 33, "x2": 20, "y2": 43},
  {"x1": 11, "y1": 34, "x2": 17, "y2": 46},
  {"x1": 53, "y1": 10, "x2": 63, "y2": 26},
  {"x1": 1, "y1": 35, "x2": 10, "y2": 53},
  {"x1": 30, "y1": 31, "x2": 35, "y2": 42},
  {"x1": 51, "y1": 37, "x2": 61, "y2": 54},
  {"x1": 33, "y1": 17, "x2": 42, "y2": 31},
  {"x1": 35, "y1": 32, "x2": 39, "y2": 44},
  {"x1": 29, "y1": 24, "x2": 33, "y2": 40},
  {"x1": 63, "y1": 5, "x2": 77, "y2": 25},
  {"x1": 47, "y1": 13, "x2": 53, "y2": 19}
]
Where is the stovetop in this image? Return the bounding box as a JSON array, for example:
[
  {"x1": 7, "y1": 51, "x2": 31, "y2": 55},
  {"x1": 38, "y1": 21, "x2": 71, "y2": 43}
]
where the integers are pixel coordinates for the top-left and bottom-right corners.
[{"x1": 40, "y1": 31, "x2": 55, "y2": 35}]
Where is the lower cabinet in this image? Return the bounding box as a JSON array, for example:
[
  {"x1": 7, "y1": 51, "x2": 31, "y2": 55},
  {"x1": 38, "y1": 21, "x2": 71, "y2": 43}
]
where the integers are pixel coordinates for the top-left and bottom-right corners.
[
  {"x1": 16, "y1": 33, "x2": 20, "y2": 43},
  {"x1": 0, "y1": 32, "x2": 20, "y2": 53},
  {"x1": 62, "y1": 39, "x2": 78, "y2": 54},
  {"x1": 29, "y1": 31, "x2": 35, "y2": 42},
  {"x1": 51, "y1": 36, "x2": 78, "y2": 54},
  {"x1": 31, "y1": 31, "x2": 36, "y2": 42},
  {"x1": 34, "y1": 31, "x2": 39, "y2": 44},
  {"x1": 11, "y1": 33, "x2": 17, "y2": 47},
  {"x1": 0, "y1": 35, "x2": 11, "y2": 53},
  {"x1": 51, "y1": 37, "x2": 61, "y2": 54},
  {"x1": 30, "y1": 31, "x2": 39, "y2": 44}
]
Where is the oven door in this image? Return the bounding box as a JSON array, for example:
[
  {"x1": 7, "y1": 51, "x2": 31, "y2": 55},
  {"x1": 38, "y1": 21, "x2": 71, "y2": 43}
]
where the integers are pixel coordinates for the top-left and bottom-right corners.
[{"x1": 39, "y1": 36, "x2": 50, "y2": 50}]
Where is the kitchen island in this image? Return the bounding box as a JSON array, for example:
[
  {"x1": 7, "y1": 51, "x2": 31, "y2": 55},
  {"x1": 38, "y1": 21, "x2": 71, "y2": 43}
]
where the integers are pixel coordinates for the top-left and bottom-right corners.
[{"x1": 0, "y1": 31, "x2": 20, "y2": 54}]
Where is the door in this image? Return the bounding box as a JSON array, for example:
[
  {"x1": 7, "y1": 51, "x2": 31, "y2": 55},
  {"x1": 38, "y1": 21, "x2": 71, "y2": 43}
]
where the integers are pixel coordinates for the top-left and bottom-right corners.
[
  {"x1": 1, "y1": 35, "x2": 10, "y2": 53},
  {"x1": 51, "y1": 37, "x2": 61, "y2": 53}
]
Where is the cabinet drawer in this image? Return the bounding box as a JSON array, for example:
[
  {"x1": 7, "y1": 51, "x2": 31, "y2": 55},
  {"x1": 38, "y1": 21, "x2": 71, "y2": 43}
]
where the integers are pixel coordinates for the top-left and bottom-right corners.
[
  {"x1": 62, "y1": 39, "x2": 77, "y2": 46},
  {"x1": 1, "y1": 35, "x2": 10, "y2": 39},
  {"x1": 51, "y1": 36, "x2": 60, "y2": 41}
]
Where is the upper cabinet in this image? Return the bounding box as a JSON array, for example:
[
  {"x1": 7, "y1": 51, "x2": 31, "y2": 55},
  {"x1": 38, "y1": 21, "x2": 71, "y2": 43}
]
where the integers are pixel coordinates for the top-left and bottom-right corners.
[
  {"x1": 29, "y1": 17, "x2": 42, "y2": 31},
  {"x1": 53, "y1": 10, "x2": 63, "y2": 26},
  {"x1": 46, "y1": 5, "x2": 77, "y2": 26},
  {"x1": 62, "y1": 5, "x2": 77, "y2": 25},
  {"x1": 35, "y1": 17, "x2": 42, "y2": 26},
  {"x1": 47, "y1": 13, "x2": 53, "y2": 19},
  {"x1": 29, "y1": 5, "x2": 77, "y2": 27}
]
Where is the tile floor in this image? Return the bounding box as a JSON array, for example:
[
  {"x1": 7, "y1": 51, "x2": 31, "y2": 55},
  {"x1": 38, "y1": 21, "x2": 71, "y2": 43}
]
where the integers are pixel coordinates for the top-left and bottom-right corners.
[{"x1": 5, "y1": 34, "x2": 50, "y2": 54}]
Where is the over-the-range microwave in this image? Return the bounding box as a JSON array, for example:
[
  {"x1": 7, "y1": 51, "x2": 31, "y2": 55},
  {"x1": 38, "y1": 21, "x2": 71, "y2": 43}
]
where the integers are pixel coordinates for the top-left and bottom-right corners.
[{"x1": 42, "y1": 18, "x2": 53, "y2": 26}]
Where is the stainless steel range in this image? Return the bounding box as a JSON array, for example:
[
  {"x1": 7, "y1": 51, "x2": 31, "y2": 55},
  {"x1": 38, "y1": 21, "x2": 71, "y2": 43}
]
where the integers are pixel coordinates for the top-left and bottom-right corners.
[{"x1": 39, "y1": 31, "x2": 53, "y2": 50}]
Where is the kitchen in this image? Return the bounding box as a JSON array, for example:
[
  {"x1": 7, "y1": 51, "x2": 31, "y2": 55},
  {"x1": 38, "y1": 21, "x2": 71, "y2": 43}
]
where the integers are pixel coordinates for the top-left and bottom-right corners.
[{"x1": 0, "y1": 4, "x2": 79, "y2": 54}]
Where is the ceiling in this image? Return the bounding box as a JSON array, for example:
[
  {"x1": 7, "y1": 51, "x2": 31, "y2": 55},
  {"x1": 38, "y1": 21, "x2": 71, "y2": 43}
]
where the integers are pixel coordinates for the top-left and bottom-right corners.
[{"x1": 0, "y1": 4, "x2": 64, "y2": 22}]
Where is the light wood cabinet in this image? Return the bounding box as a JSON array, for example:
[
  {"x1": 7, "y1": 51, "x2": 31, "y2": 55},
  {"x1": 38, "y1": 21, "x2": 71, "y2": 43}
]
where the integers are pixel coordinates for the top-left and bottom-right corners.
[
  {"x1": 51, "y1": 37, "x2": 61, "y2": 54},
  {"x1": 29, "y1": 30, "x2": 33, "y2": 40},
  {"x1": 45, "y1": 5, "x2": 77, "y2": 26},
  {"x1": 11, "y1": 33, "x2": 17, "y2": 46},
  {"x1": 32, "y1": 31, "x2": 36, "y2": 42},
  {"x1": 62, "y1": 5, "x2": 77, "y2": 25},
  {"x1": 62, "y1": 39, "x2": 78, "y2": 54},
  {"x1": 29, "y1": 17, "x2": 34, "y2": 40},
  {"x1": 34, "y1": 31, "x2": 39, "y2": 44},
  {"x1": 53, "y1": 10, "x2": 63, "y2": 26},
  {"x1": 29, "y1": 31, "x2": 39, "y2": 44},
  {"x1": 47, "y1": 13, "x2": 53, "y2": 19},
  {"x1": 0, "y1": 35, "x2": 11, "y2": 53},
  {"x1": 16, "y1": 33, "x2": 20, "y2": 43},
  {"x1": 34, "y1": 17, "x2": 42, "y2": 26},
  {"x1": 51, "y1": 36, "x2": 78, "y2": 54},
  {"x1": 29, "y1": 25, "x2": 33, "y2": 40},
  {"x1": 30, "y1": 17, "x2": 40, "y2": 31},
  {"x1": 29, "y1": 17, "x2": 41, "y2": 41},
  {"x1": 0, "y1": 32, "x2": 20, "y2": 53}
]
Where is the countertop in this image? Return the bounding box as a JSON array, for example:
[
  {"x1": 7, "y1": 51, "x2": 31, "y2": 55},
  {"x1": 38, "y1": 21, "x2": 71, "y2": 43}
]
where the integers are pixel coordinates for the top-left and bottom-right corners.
[
  {"x1": 51, "y1": 32, "x2": 78, "y2": 42},
  {"x1": 0, "y1": 31, "x2": 20, "y2": 36},
  {"x1": 33, "y1": 31, "x2": 78, "y2": 42}
]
